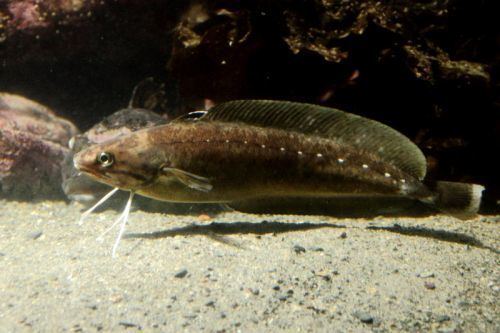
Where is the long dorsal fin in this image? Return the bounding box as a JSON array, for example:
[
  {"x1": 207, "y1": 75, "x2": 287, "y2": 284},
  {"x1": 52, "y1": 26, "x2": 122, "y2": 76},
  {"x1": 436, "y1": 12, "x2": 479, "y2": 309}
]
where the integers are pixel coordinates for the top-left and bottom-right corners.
[{"x1": 202, "y1": 100, "x2": 427, "y2": 180}]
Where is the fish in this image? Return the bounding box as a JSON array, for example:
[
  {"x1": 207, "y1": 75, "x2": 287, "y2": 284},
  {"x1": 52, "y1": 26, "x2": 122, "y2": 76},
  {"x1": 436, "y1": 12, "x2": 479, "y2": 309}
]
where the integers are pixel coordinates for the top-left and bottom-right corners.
[{"x1": 73, "y1": 100, "x2": 485, "y2": 256}]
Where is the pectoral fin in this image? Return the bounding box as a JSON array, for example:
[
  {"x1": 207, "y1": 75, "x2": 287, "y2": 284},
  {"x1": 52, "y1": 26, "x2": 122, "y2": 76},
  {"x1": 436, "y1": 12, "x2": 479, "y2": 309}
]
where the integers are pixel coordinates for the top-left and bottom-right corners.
[{"x1": 162, "y1": 167, "x2": 213, "y2": 192}]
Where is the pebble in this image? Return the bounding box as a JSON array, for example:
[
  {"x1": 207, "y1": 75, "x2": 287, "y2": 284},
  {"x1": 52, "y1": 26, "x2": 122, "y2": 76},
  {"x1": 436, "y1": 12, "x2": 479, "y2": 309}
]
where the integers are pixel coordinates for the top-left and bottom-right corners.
[
  {"x1": 250, "y1": 288, "x2": 260, "y2": 296},
  {"x1": 174, "y1": 269, "x2": 188, "y2": 278},
  {"x1": 340, "y1": 232, "x2": 347, "y2": 239},
  {"x1": 27, "y1": 231, "x2": 43, "y2": 240},
  {"x1": 418, "y1": 271, "x2": 435, "y2": 278},
  {"x1": 118, "y1": 321, "x2": 141, "y2": 329},
  {"x1": 424, "y1": 281, "x2": 436, "y2": 290},
  {"x1": 353, "y1": 310, "x2": 374, "y2": 324},
  {"x1": 293, "y1": 245, "x2": 306, "y2": 254}
]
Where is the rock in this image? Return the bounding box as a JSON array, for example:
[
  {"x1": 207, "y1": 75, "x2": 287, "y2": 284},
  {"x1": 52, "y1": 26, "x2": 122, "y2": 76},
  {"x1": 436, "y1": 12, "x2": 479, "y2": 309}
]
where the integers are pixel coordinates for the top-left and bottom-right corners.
[
  {"x1": 249, "y1": 288, "x2": 260, "y2": 296},
  {"x1": 0, "y1": 93, "x2": 78, "y2": 199},
  {"x1": 174, "y1": 269, "x2": 188, "y2": 278},
  {"x1": 353, "y1": 310, "x2": 374, "y2": 324},
  {"x1": 27, "y1": 231, "x2": 43, "y2": 240},
  {"x1": 118, "y1": 321, "x2": 141, "y2": 329},
  {"x1": 424, "y1": 281, "x2": 436, "y2": 290},
  {"x1": 418, "y1": 271, "x2": 435, "y2": 278},
  {"x1": 293, "y1": 245, "x2": 306, "y2": 254}
]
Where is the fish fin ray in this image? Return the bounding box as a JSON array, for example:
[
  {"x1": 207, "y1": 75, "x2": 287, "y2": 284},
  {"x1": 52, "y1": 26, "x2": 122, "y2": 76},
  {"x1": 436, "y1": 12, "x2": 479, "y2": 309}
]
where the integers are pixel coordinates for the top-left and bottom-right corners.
[
  {"x1": 204, "y1": 100, "x2": 427, "y2": 180},
  {"x1": 162, "y1": 167, "x2": 213, "y2": 192}
]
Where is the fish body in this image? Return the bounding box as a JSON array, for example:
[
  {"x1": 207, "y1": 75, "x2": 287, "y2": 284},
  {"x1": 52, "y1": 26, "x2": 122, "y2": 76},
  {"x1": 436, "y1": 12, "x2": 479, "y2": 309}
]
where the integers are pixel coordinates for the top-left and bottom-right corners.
[
  {"x1": 74, "y1": 100, "x2": 483, "y2": 218},
  {"x1": 77, "y1": 121, "x2": 425, "y2": 203}
]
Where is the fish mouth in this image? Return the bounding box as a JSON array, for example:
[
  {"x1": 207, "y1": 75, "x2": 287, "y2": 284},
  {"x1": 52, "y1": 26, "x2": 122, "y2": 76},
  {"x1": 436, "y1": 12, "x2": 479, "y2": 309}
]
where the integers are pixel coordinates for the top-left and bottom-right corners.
[
  {"x1": 77, "y1": 166, "x2": 112, "y2": 181},
  {"x1": 73, "y1": 156, "x2": 154, "y2": 188},
  {"x1": 78, "y1": 166, "x2": 153, "y2": 188}
]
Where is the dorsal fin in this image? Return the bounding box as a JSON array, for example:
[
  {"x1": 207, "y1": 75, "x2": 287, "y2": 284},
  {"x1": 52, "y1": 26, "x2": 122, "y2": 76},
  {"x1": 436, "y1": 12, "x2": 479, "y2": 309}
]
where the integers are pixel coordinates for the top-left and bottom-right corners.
[{"x1": 202, "y1": 100, "x2": 427, "y2": 180}]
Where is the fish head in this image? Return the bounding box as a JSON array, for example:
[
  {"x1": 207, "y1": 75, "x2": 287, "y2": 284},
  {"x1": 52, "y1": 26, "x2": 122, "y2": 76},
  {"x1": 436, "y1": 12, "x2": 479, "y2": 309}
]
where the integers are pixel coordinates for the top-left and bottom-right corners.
[{"x1": 73, "y1": 135, "x2": 162, "y2": 191}]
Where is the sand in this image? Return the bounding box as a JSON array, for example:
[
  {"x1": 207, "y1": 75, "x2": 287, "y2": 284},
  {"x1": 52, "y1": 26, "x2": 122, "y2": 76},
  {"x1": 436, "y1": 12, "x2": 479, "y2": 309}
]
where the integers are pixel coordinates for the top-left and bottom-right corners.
[{"x1": 0, "y1": 200, "x2": 498, "y2": 332}]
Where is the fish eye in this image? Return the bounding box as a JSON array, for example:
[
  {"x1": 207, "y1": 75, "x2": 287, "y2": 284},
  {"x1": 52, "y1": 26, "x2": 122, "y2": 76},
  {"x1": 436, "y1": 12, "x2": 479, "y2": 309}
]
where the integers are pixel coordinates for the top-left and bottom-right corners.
[{"x1": 96, "y1": 152, "x2": 114, "y2": 167}]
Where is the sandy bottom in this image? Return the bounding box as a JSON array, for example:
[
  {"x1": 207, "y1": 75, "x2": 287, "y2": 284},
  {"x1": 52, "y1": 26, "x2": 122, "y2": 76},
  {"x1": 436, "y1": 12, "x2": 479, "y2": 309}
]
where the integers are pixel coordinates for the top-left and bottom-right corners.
[{"x1": 0, "y1": 200, "x2": 498, "y2": 332}]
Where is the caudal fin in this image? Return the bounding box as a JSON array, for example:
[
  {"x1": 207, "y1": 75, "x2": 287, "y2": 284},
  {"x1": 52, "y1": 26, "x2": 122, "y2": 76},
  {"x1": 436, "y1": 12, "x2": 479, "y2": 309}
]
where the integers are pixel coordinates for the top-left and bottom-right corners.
[{"x1": 432, "y1": 181, "x2": 484, "y2": 219}]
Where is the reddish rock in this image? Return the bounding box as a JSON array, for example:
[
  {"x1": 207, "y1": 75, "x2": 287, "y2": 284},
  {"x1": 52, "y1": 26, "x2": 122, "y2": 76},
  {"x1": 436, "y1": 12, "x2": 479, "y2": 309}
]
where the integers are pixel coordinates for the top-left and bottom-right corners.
[{"x1": 0, "y1": 93, "x2": 78, "y2": 199}]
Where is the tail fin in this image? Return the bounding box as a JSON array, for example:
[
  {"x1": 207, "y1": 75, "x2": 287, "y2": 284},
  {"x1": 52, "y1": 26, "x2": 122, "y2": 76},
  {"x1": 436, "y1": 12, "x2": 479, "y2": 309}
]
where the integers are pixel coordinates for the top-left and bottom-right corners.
[{"x1": 432, "y1": 181, "x2": 485, "y2": 219}]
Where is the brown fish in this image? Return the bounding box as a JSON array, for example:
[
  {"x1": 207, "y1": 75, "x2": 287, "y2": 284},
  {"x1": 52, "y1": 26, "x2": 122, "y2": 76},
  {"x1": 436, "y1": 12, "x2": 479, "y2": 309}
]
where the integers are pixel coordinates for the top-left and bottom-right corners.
[{"x1": 73, "y1": 100, "x2": 484, "y2": 255}]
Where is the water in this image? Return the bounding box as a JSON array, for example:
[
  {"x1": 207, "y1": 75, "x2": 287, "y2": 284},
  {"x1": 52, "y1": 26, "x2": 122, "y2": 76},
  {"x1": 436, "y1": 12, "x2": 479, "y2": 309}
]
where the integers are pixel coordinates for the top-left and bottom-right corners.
[
  {"x1": 0, "y1": 2, "x2": 498, "y2": 331},
  {"x1": 1, "y1": 1, "x2": 496, "y2": 211}
]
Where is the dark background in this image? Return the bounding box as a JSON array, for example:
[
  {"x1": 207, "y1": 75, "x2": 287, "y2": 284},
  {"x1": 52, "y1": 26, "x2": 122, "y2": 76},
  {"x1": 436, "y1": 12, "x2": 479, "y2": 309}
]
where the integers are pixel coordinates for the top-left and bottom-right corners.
[{"x1": 0, "y1": 0, "x2": 498, "y2": 211}]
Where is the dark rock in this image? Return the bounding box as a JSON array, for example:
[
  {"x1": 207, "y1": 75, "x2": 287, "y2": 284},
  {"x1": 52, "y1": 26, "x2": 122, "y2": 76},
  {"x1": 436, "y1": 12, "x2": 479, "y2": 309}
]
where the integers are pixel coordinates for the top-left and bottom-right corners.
[
  {"x1": 118, "y1": 321, "x2": 141, "y2": 329},
  {"x1": 174, "y1": 269, "x2": 188, "y2": 278},
  {"x1": 321, "y1": 275, "x2": 331, "y2": 282},
  {"x1": 340, "y1": 232, "x2": 347, "y2": 239},
  {"x1": 293, "y1": 245, "x2": 306, "y2": 254}
]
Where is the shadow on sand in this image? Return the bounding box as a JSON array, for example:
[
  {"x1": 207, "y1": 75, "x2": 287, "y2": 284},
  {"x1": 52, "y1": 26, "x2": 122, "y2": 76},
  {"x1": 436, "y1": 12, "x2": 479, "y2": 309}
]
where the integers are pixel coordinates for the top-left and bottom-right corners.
[{"x1": 126, "y1": 220, "x2": 497, "y2": 253}]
